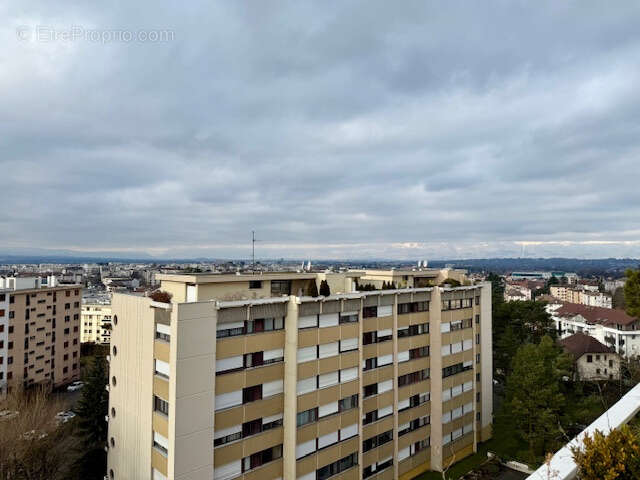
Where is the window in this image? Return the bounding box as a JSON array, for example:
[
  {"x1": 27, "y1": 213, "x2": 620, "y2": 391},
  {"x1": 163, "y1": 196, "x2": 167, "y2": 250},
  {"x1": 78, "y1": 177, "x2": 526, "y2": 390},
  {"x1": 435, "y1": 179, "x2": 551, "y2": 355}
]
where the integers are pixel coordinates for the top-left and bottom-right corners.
[
  {"x1": 248, "y1": 280, "x2": 262, "y2": 289},
  {"x1": 586, "y1": 354, "x2": 593, "y2": 363},
  {"x1": 215, "y1": 390, "x2": 242, "y2": 411},
  {"x1": 214, "y1": 425, "x2": 242, "y2": 447},
  {"x1": 241, "y1": 444, "x2": 282, "y2": 473},
  {"x1": 397, "y1": 301, "x2": 429, "y2": 314},
  {"x1": 339, "y1": 312, "x2": 358, "y2": 324},
  {"x1": 244, "y1": 351, "x2": 263, "y2": 368},
  {"x1": 362, "y1": 306, "x2": 377, "y2": 318},
  {"x1": 297, "y1": 407, "x2": 319, "y2": 427},
  {"x1": 153, "y1": 431, "x2": 169, "y2": 455},
  {"x1": 154, "y1": 396, "x2": 169, "y2": 415},
  {"x1": 318, "y1": 342, "x2": 339, "y2": 359},
  {"x1": 216, "y1": 355, "x2": 243, "y2": 374},
  {"x1": 410, "y1": 346, "x2": 429, "y2": 359},
  {"x1": 339, "y1": 394, "x2": 358, "y2": 412},
  {"x1": 363, "y1": 430, "x2": 393, "y2": 452},
  {"x1": 242, "y1": 385, "x2": 262, "y2": 404},
  {"x1": 155, "y1": 323, "x2": 170, "y2": 342},
  {"x1": 397, "y1": 323, "x2": 429, "y2": 337},
  {"x1": 442, "y1": 362, "x2": 473, "y2": 378},
  {"x1": 318, "y1": 313, "x2": 339, "y2": 328},
  {"x1": 363, "y1": 383, "x2": 378, "y2": 398},
  {"x1": 298, "y1": 315, "x2": 318, "y2": 329},
  {"x1": 154, "y1": 359, "x2": 170, "y2": 378},
  {"x1": 398, "y1": 368, "x2": 429, "y2": 387},
  {"x1": 340, "y1": 337, "x2": 358, "y2": 352},
  {"x1": 270, "y1": 280, "x2": 291, "y2": 295},
  {"x1": 316, "y1": 452, "x2": 357, "y2": 480}
]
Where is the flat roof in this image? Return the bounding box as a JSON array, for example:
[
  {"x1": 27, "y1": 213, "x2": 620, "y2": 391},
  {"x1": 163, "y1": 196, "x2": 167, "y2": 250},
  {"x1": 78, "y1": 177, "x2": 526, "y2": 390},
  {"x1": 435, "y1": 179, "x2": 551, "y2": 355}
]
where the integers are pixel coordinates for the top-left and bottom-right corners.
[{"x1": 156, "y1": 272, "x2": 320, "y2": 284}]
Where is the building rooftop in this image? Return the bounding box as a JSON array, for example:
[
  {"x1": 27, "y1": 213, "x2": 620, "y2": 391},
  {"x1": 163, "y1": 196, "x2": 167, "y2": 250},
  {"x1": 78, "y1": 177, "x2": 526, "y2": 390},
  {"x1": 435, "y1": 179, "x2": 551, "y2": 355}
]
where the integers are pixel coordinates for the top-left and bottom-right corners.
[
  {"x1": 555, "y1": 302, "x2": 637, "y2": 327},
  {"x1": 155, "y1": 271, "x2": 324, "y2": 284},
  {"x1": 559, "y1": 333, "x2": 614, "y2": 358}
]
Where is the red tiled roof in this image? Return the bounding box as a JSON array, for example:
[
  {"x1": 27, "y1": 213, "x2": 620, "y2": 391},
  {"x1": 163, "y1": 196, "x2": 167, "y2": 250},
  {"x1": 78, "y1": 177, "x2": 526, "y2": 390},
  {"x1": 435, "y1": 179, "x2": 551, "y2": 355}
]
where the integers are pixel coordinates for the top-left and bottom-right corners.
[
  {"x1": 555, "y1": 302, "x2": 638, "y2": 327},
  {"x1": 559, "y1": 333, "x2": 614, "y2": 357}
]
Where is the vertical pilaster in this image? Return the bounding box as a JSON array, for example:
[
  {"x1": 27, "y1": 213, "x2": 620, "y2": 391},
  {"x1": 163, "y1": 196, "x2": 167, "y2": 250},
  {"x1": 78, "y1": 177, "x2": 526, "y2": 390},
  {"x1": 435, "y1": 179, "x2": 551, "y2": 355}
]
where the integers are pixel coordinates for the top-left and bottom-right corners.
[
  {"x1": 429, "y1": 287, "x2": 444, "y2": 472},
  {"x1": 283, "y1": 296, "x2": 299, "y2": 480}
]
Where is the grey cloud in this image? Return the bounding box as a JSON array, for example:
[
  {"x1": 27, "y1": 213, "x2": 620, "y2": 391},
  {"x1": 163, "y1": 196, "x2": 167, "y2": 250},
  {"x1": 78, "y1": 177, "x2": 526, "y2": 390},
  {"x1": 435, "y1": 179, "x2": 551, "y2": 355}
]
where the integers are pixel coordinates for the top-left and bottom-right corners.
[{"x1": 1, "y1": 1, "x2": 640, "y2": 259}]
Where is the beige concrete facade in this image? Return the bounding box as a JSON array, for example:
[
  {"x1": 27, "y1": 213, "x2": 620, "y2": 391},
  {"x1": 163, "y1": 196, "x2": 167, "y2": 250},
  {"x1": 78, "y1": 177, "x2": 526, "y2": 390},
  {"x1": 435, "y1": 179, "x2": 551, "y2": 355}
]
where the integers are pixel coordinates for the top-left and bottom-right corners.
[
  {"x1": 81, "y1": 302, "x2": 113, "y2": 344},
  {"x1": 0, "y1": 285, "x2": 81, "y2": 393},
  {"x1": 107, "y1": 273, "x2": 491, "y2": 480}
]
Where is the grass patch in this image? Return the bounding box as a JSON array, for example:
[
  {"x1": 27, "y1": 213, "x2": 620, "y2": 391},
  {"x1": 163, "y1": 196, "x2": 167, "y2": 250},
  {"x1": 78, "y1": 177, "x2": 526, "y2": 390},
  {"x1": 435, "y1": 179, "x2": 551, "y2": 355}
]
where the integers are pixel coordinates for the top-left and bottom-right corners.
[{"x1": 415, "y1": 441, "x2": 493, "y2": 480}]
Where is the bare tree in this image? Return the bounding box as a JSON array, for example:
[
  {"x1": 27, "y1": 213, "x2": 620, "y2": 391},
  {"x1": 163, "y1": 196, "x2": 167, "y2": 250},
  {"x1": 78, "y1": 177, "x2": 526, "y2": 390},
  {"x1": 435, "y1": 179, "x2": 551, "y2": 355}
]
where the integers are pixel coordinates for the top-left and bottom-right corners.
[{"x1": 0, "y1": 386, "x2": 81, "y2": 480}]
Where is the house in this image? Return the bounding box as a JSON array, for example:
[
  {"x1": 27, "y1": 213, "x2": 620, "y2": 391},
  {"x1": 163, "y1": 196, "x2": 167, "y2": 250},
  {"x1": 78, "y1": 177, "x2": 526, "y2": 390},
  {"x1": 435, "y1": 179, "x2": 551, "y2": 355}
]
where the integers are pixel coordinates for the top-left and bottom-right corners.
[{"x1": 559, "y1": 333, "x2": 620, "y2": 381}]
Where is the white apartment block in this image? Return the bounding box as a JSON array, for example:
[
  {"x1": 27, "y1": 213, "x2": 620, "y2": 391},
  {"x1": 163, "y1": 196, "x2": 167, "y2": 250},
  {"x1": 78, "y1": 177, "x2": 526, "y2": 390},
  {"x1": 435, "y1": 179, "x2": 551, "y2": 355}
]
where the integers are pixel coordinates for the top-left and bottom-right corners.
[
  {"x1": 81, "y1": 302, "x2": 113, "y2": 344},
  {"x1": 548, "y1": 302, "x2": 640, "y2": 358}
]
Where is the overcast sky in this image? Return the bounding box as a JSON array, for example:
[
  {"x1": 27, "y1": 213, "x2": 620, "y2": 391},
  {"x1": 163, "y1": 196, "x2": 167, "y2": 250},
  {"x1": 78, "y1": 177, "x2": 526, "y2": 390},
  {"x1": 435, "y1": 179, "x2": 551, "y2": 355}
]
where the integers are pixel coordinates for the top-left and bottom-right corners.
[{"x1": 2, "y1": 2, "x2": 640, "y2": 260}]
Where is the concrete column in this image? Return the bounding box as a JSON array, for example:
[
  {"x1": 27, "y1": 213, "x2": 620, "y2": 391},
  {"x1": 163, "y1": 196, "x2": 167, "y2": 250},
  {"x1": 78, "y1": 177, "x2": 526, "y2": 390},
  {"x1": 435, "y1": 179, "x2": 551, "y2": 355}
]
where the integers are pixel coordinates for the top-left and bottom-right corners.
[
  {"x1": 392, "y1": 293, "x2": 399, "y2": 479},
  {"x1": 480, "y1": 282, "x2": 493, "y2": 439},
  {"x1": 429, "y1": 287, "x2": 444, "y2": 472},
  {"x1": 283, "y1": 297, "x2": 299, "y2": 480}
]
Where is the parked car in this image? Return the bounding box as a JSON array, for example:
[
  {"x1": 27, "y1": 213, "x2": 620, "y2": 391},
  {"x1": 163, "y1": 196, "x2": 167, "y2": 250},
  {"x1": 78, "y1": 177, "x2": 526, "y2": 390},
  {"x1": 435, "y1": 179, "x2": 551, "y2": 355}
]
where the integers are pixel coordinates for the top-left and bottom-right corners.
[
  {"x1": 67, "y1": 381, "x2": 84, "y2": 392},
  {"x1": 55, "y1": 410, "x2": 77, "y2": 424}
]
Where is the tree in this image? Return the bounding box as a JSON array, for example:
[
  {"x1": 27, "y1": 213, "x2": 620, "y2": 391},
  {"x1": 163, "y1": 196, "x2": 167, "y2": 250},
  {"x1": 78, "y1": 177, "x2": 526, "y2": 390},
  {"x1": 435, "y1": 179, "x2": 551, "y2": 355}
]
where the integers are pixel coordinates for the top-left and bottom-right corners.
[
  {"x1": 0, "y1": 387, "x2": 80, "y2": 480},
  {"x1": 306, "y1": 281, "x2": 318, "y2": 297},
  {"x1": 76, "y1": 356, "x2": 108, "y2": 445},
  {"x1": 494, "y1": 325, "x2": 520, "y2": 383},
  {"x1": 486, "y1": 272, "x2": 504, "y2": 312},
  {"x1": 500, "y1": 336, "x2": 572, "y2": 462},
  {"x1": 493, "y1": 300, "x2": 556, "y2": 346},
  {"x1": 319, "y1": 280, "x2": 330, "y2": 296},
  {"x1": 613, "y1": 287, "x2": 626, "y2": 310},
  {"x1": 440, "y1": 278, "x2": 461, "y2": 287},
  {"x1": 572, "y1": 425, "x2": 640, "y2": 480},
  {"x1": 624, "y1": 269, "x2": 640, "y2": 318},
  {"x1": 74, "y1": 355, "x2": 108, "y2": 479}
]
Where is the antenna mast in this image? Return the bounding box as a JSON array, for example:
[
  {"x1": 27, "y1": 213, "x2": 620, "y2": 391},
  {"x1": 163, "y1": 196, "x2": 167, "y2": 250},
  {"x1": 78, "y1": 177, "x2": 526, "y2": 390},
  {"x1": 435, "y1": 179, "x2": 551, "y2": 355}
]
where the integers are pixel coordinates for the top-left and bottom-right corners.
[{"x1": 252, "y1": 230, "x2": 256, "y2": 270}]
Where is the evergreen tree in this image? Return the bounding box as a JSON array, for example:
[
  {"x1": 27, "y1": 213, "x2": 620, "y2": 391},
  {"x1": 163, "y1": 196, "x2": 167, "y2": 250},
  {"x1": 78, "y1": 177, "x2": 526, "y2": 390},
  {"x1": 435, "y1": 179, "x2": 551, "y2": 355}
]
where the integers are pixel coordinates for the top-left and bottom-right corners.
[
  {"x1": 494, "y1": 325, "x2": 520, "y2": 383},
  {"x1": 501, "y1": 336, "x2": 572, "y2": 462},
  {"x1": 613, "y1": 287, "x2": 626, "y2": 309},
  {"x1": 76, "y1": 355, "x2": 109, "y2": 445},
  {"x1": 307, "y1": 281, "x2": 319, "y2": 297},
  {"x1": 319, "y1": 280, "x2": 331, "y2": 296},
  {"x1": 486, "y1": 272, "x2": 505, "y2": 312},
  {"x1": 624, "y1": 269, "x2": 640, "y2": 318}
]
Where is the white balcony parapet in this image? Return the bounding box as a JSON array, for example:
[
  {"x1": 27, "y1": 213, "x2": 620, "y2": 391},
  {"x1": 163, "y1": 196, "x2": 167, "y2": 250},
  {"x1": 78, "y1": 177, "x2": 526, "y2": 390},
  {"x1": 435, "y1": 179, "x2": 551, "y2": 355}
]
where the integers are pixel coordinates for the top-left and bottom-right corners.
[{"x1": 527, "y1": 382, "x2": 640, "y2": 480}]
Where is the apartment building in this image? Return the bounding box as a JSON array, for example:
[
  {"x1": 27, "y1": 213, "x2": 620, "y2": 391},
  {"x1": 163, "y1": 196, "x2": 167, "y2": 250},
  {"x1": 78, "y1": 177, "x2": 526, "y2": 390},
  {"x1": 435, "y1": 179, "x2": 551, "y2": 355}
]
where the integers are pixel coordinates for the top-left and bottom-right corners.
[
  {"x1": 550, "y1": 286, "x2": 612, "y2": 309},
  {"x1": 0, "y1": 276, "x2": 81, "y2": 393},
  {"x1": 81, "y1": 302, "x2": 113, "y2": 344},
  {"x1": 548, "y1": 302, "x2": 640, "y2": 357},
  {"x1": 107, "y1": 272, "x2": 492, "y2": 480}
]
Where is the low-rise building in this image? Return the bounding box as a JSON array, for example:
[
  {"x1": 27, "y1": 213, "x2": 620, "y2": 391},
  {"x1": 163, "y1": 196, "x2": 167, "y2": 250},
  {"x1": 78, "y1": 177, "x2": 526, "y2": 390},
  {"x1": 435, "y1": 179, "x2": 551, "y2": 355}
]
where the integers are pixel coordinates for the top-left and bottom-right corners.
[
  {"x1": 504, "y1": 286, "x2": 531, "y2": 302},
  {"x1": 558, "y1": 333, "x2": 620, "y2": 381}
]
